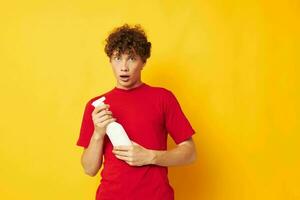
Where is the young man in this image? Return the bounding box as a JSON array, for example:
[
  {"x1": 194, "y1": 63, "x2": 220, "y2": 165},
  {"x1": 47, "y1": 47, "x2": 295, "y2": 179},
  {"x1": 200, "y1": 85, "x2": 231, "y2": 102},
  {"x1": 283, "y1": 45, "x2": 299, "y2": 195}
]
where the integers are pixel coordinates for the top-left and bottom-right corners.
[{"x1": 76, "y1": 24, "x2": 197, "y2": 200}]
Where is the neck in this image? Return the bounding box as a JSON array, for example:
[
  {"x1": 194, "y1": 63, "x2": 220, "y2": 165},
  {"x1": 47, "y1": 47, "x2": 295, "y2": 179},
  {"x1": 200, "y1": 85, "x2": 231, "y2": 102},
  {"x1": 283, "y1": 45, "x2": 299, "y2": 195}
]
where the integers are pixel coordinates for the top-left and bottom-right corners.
[{"x1": 116, "y1": 80, "x2": 144, "y2": 90}]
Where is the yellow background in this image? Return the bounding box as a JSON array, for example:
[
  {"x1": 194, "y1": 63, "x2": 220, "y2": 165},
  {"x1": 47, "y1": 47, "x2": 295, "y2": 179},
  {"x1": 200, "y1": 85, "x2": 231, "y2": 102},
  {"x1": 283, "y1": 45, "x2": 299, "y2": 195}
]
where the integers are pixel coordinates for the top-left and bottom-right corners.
[{"x1": 0, "y1": 0, "x2": 299, "y2": 199}]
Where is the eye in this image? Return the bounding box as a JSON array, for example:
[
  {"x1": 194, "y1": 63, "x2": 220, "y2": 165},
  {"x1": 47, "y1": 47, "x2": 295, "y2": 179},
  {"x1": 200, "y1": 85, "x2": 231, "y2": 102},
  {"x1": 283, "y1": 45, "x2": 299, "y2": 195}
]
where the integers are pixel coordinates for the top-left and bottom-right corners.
[
  {"x1": 129, "y1": 57, "x2": 136, "y2": 61},
  {"x1": 114, "y1": 56, "x2": 121, "y2": 61}
]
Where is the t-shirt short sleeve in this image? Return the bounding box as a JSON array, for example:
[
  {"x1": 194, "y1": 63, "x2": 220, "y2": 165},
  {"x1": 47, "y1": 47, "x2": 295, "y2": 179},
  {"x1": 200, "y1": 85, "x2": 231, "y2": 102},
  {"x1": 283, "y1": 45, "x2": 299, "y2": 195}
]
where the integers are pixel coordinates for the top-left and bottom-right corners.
[
  {"x1": 76, "y1": 99, "x2": 95, "y2": 148},
  {"x1": 163, "y1": 90, "x2": 196, "y2": 144}
]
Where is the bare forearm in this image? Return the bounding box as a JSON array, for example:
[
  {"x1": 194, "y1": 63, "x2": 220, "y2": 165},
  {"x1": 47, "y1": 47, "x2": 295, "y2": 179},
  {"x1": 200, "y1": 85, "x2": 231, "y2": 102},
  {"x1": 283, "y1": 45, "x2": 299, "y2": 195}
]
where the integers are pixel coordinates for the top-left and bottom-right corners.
[
  {"x1": 151, "y1": 142, "x2": 196, "y2": 167},
  {"x1": 81, "y1": 131, "x2": 105, "y2": 176}
]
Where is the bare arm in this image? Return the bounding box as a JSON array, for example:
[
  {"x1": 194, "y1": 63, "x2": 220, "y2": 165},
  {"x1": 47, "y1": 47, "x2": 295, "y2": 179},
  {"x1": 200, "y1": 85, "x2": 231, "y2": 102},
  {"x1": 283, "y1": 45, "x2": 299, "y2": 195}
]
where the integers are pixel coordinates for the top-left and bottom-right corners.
[
  {"x1": 113, "y1": 137, "x2": 197, "y2": 167},
  {"x1": 80, "y1": 103, "x2": 116, "y2": 176},
  {"x1": 151, "y1": 137, "x2": 197, "y2": 166},
  {"x1": 80, "y1": 132, "x2": 105, "y2": 176}
]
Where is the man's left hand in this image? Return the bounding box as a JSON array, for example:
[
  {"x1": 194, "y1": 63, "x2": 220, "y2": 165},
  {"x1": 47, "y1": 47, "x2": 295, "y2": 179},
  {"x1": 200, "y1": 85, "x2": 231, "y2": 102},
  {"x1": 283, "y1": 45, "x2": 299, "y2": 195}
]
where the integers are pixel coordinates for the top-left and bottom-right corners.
[{"x1": 112, "y1": 141, "x2": 155, "y2": 166}]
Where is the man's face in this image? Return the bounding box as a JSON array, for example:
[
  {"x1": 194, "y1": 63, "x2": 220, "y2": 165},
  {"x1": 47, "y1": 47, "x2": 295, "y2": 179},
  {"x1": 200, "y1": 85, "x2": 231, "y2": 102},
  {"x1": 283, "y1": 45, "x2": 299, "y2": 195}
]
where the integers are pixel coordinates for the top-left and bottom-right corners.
[{"x1": 110, "y1": 50, "x2": 145, "y2": 90}]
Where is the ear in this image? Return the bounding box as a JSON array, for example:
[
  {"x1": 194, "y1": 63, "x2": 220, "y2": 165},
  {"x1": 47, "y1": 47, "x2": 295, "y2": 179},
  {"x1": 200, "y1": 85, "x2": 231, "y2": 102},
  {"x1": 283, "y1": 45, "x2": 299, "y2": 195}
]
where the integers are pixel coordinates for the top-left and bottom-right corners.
[{"x1": 141, "y1": 62, "x2": 146, "y2": 70}]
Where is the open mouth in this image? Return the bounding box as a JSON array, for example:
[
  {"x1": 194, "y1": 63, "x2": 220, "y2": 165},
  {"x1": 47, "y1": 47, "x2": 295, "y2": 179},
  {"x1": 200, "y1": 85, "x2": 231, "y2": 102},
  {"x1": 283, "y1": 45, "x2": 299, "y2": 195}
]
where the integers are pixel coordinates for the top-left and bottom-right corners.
[{"x1": 120, "y1": 75, "x2": 130, "y2": 82}]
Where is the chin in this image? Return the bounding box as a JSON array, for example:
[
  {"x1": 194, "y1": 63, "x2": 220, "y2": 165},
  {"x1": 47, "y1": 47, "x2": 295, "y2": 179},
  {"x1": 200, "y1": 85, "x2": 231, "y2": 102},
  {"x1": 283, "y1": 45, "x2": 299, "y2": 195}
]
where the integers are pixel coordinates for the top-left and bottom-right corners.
[{"x1": 118, "y1": 80, "x2": 133, "y2": 87}]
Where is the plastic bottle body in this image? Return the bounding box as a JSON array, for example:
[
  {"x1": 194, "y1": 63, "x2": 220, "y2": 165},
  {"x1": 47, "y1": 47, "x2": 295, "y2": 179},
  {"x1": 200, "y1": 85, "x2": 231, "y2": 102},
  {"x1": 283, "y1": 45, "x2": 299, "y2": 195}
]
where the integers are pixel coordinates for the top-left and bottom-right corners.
[
  {"x1": 106, "y1": 122, "x2": 132, "y2": 146},
  {"x1": 92, "y1": 96, "x2": 132, "y2": 146}
]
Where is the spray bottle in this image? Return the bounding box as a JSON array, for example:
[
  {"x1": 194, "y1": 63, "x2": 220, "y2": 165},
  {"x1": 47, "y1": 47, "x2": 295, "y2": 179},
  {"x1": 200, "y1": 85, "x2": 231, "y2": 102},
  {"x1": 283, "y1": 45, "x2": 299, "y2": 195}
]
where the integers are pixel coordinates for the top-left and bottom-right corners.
[{"x1": 91, "y1": 96, "x2": 132, "y2": 147}]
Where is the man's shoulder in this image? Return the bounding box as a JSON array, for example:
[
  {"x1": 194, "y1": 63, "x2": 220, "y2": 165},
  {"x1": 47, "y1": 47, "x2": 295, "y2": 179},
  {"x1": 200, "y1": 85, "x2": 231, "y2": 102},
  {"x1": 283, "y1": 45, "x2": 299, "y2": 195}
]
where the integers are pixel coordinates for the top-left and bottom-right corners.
[{"x1": 146, "y1": 84, "x2": 173, "y2": 95}]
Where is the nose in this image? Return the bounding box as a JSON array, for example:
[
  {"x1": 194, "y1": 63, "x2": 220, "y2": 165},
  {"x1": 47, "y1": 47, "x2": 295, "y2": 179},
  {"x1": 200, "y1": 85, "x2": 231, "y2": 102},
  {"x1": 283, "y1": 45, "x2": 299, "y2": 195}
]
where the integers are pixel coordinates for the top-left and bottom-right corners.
[{"x1": 120, "y1": 60, "x2": 129, "y2": 72}]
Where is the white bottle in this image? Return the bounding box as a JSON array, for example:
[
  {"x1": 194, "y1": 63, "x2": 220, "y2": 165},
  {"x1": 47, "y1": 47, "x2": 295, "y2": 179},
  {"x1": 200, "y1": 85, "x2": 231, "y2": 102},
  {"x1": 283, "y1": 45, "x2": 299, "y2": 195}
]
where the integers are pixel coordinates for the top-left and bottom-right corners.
[{"x1": 91, "y1": 96, "x2": 132, "y2": 147}]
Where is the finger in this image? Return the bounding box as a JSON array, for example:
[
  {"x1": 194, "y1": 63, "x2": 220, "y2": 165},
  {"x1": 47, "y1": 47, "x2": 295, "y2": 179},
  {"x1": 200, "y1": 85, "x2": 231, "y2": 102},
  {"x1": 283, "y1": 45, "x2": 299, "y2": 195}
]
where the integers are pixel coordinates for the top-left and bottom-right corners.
[
  {"x1": 93, "y1": 109, "x2": 113, "y2": 122},
  {"x1": 94, "y1": 118, "x2": 116, "y2": 129},
  {"x1": 92, "y1": 104, "x2": 109, "y2": 115},
  {"x1": 93, "y1": 104, "x2": 108, "y2": 114},
  {"x1": 115, "y1": 154, "x2": 132, "y2": 162},
  {"x1": 101, "y1": 118, "x2": 116, "y2": 127},
  {"x1": 94, "y1": 114, "x2": 111, "y2": 123},
  {"x1": 94, "y1": 110, "x2": 113, "y2": 119},
  {"x1": 93, "y1": 114, "x2": 111, "y2": 122},
  {"x1": 131, "y1": 141, "x2": 139, "y2": 146},
  {"x1": 99, "y1": 114, "x2": 113, "y2": 123},
  {"x1": 114, "y1": 145, "x2": 131, "y2": 151},
  {"x1": 113, "y1": 150, "x2": 130, "y2": 157},
  {"x1": 126, "y1": 161, "x2": 135, "y2": 166}
]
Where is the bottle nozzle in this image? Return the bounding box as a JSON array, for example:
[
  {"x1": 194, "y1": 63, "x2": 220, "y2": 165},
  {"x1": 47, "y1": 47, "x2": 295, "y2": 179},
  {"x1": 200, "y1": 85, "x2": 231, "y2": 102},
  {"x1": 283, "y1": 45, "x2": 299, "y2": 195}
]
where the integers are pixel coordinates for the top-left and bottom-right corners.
[{"x1": 91, "y1": 96, "x2": 106, "y2": 107}]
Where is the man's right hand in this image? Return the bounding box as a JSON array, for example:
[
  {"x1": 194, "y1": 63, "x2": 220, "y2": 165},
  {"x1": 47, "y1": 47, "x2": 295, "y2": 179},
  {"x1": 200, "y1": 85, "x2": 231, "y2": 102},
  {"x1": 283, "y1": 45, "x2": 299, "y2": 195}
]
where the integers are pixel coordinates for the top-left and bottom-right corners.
[{"x1": 91, "y1": 104, "x2": 116, "y2": 137}]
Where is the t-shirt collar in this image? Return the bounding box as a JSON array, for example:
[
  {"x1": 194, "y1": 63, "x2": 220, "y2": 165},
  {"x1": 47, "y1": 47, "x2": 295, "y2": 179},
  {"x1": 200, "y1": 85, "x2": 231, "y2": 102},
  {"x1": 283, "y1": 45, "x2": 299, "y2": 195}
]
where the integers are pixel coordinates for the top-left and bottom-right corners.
[{"x1": 113, "y1": 82, "x2": 147, "y2": 93}]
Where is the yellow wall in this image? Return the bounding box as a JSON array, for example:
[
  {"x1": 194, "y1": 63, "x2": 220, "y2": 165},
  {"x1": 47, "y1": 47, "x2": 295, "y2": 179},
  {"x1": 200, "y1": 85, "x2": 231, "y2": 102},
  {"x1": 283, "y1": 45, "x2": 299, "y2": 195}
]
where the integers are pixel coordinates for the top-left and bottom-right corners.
[{"x1": 0, "y1": 1, "x2": 299, "y2": 199}]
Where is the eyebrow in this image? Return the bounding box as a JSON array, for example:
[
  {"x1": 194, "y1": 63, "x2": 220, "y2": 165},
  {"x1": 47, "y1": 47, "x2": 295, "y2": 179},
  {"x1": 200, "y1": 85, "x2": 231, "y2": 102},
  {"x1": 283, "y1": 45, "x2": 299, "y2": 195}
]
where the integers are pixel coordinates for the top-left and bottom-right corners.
[{"x1": 112, "y1": 52, "x2": 137, "y2": 58}]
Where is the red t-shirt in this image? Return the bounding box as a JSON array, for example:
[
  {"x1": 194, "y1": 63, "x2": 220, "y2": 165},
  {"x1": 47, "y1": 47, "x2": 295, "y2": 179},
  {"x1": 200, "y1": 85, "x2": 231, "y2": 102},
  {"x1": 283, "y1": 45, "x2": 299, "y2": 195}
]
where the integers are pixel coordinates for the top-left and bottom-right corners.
[{"x1": 76, "y1": 83, "x2": 195, "y2": 200}]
